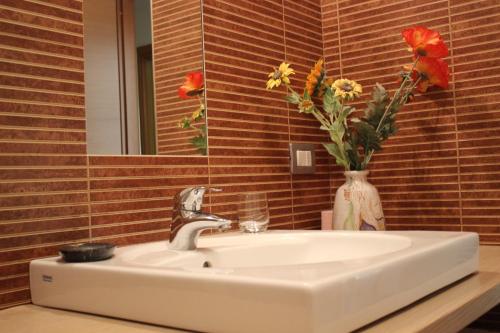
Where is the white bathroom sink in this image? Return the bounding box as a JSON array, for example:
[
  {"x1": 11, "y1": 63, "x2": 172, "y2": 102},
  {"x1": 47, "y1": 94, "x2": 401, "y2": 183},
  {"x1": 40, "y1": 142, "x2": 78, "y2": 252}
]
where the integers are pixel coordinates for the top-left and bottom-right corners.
[
  {"x1": 123, "y1": 231, "x2": 411, "y2": 268},
  {"x1": 30, "y1": 231, "x2": 478, "y2": 333}
]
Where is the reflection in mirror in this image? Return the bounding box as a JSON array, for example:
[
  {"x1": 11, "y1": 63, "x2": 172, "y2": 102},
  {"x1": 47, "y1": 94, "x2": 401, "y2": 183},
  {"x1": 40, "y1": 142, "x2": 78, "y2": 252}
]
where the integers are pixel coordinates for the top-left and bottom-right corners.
[
  {"x1": 83, "y1": 0, "x2": 156, "y2": 154},
  {"x1": 135, "y1": 0, "x2": 156, "y2": 155},
  {"x1": 176, "y1": 72, "x2": 206, "y2": 155},
  {"x1": 152, "y1": 0, "x2": 206, "y2": 156},
  {"x1": 83, "y1": 0, "x2": 207, "y2": 156}
]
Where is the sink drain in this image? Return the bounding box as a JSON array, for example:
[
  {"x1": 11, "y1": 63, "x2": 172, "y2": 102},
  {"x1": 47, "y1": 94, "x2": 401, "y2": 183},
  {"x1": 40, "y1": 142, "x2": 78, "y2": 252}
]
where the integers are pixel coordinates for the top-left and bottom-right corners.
[{"x1": 202, "y1": 261, "x2": 212, "y2": 268}]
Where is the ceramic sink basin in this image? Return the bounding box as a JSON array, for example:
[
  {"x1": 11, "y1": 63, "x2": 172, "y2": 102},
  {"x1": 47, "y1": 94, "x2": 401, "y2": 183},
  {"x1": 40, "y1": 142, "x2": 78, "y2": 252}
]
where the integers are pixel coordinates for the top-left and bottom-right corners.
[{"x1": 30, "y1": 231, "x2": 478, "y2": 333}]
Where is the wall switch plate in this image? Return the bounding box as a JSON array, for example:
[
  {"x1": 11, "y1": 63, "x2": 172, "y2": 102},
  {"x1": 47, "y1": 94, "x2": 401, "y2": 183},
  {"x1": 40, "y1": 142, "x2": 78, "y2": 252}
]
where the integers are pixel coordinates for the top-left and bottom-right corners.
[
  {"x1": 296, "y1": 150, "x2": 312, "y2": 167},
  {"x1": 290, "y1": 143, "x2": 315, "y2": 174}
]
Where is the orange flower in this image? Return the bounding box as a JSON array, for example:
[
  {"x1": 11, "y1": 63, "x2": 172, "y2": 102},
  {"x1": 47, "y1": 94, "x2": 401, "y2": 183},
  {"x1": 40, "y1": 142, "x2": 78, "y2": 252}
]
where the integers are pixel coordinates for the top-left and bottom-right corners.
[
  {"x1": 305, "y1": 59, "x2": 325, "y2": 97},
  {"x1": 402, "y1": 26, "x2": 448, "y2": 58},
  {"x1": 413, "y1": 57, "x2": 449, "y2": 92},
  {"x1": 178, "y1": 72, "x2": 204, "y2": 99}
]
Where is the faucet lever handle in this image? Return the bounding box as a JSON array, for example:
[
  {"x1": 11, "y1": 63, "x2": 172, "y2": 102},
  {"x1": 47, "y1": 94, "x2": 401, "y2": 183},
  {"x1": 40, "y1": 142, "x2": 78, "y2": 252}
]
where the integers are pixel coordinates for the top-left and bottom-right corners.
[
  {"x1": 179, "y1": 187, "x2": 206, "y2": 212},
  {"x1": 178, "y1": 187, "x2": 223, "y2": 212}
]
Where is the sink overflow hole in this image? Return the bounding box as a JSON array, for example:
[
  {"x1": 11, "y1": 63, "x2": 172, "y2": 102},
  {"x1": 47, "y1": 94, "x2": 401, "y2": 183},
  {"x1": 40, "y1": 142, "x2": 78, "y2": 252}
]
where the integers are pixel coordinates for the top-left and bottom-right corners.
[{"x1": 202, "y1": 261, "x2": 212, "y2": 268}]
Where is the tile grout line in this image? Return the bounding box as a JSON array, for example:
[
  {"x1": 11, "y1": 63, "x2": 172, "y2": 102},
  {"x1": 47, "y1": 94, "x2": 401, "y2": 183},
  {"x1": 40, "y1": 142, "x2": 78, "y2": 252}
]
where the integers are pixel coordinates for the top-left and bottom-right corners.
[
  {"x1": 81, "y1": 0, "x2": 91, "y2": 241},
  {"x1": 86, "y1": 154, "x2": 92, "y2": 241},
  {"x1": 200, "y1": 0, "x2": 213, "y2": 214},
  {"x1": 330, "y1": 0, "x2": 344, "y2": 213},
  {"x1": 320, "y1": 0, "x2": 335, "y2": 213},
  {"x1": 80, "y1": 0, "x2": 91, "y2": 242},
  {"x1": 335, "y1": 0, "x2": 343, "y2": 79},
  {"x1": 281, "y1": 0, "x2": 295, "y2": 230},
  {"x1": 446, "y1": 0, "x2": 463, "y2": 232}
]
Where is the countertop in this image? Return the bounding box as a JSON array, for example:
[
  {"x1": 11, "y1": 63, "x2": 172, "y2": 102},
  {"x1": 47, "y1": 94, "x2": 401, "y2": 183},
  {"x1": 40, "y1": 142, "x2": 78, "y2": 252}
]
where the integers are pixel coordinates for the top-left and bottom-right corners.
[{"x1": 1, "y1": 246, "x2": 499, "y2": 333}]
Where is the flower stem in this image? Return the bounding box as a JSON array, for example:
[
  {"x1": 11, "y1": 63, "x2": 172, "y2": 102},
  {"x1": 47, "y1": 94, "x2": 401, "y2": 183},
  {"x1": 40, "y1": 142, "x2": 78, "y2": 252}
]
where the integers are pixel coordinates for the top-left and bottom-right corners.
[
  {"x1": 408, "y1": 76, "x2": 422, "y2": 92},
  {"x1": 285, "y1": 84, "x2": 350, "y2": 170},
  {"x1": 312, "y1": 106, "x2": 332, "y2": 130},
  {"x1": 362, "y1": 57, "x2": 420, "y2": 168},
  {"x1": 375, "y1": 58, "x2": 418, "y2": 132},
  {"x1": 286, "y1": 85, "x2": 331, "y2": 128}
]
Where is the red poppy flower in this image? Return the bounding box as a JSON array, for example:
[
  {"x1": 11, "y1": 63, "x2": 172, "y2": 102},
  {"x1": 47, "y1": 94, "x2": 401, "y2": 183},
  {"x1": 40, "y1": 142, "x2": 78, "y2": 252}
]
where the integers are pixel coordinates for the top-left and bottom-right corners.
[
  {"x1": 178, "y1": 72, "x2": 204, "y2": 99},
  {"x1": 412, "y1": 57, "x2": 449, "y2": 92},
  {"x1": 402, "y1": 26, "x2": 448, "y2": 58}
]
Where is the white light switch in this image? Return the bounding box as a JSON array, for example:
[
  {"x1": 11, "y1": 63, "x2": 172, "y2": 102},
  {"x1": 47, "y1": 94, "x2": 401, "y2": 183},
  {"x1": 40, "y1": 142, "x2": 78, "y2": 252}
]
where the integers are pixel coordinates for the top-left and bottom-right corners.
[
  {"x1": 290, "y1": 143, "x2": 315, "y2": 174},
  {"x1": 296, "y1": 150, "x2": 312, "y2": 167}
]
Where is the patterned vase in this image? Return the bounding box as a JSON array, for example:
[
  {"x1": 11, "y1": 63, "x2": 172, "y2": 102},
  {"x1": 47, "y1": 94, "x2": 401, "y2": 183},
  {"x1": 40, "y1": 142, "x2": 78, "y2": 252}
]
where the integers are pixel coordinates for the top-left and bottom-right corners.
[{"x1": 332, "y1": 170, "x2": 385, "y2": 231}]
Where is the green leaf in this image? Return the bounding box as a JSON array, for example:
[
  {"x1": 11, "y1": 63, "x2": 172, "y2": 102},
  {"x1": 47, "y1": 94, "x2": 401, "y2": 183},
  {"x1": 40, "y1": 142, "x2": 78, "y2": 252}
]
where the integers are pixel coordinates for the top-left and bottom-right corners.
[
  {"x1": 362, "y1": 83, "x2": 400, "y2": 143},
  {"x1": 373, "y1": 83, "x2": 387, "y2": 104},
  {"x1": 346, "y1": 134, "x2": 363, "y2": 171},
  {"x1": 199, "y1": 124, "x2": 207, "y2": 135},
  {"x1": 341, "y1": 105, "x2": 355, "y2": 118},
  {"x1": 323, "y1": 142, "x2": 348, "y2": 168},
  {"x1": 330, "y1": 121, "x2": 345, "y2": 142},
  {"x1": 190, "y1": 134, "x2": 207, "y2": 156},
  {"x1": 364, "y1": 86, "x2": 388, "y2": 126},
  {"x1": 285, "y1": 91, "x2": 301, "y2": 104},
  {"x1": 354, "y1": 121, "x2": 382, "y2": 152},
  {"x1": 179, "y1": 117, "x2": 191, "y2": 129},
  {"x1": 303, "y1": 89, "x2": 311, "y2": 100},
  {"x1": 323, "y1": 87, "x2": 335, "y2": 114}
]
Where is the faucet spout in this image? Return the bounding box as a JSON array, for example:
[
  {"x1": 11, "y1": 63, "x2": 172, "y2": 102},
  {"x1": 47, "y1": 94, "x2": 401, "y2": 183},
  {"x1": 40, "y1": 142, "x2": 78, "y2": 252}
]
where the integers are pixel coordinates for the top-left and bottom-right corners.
[
  {"x1": 169, "y1": 187, "x2": 232, "y2": 251},
  {"x1": 169, "y1": 217, "x2": 231, "y2": 251}
]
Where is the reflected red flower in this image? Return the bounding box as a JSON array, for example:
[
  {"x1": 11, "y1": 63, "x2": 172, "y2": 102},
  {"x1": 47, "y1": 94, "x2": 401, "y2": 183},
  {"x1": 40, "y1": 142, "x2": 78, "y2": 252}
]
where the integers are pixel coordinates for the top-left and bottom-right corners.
[
  {"x1": 402, "y1": 26, "x2": 448, "y2": 58},
  {"x1": 178, "y1": 72, "x2": 204, "y2": 99},
  {"x1": 413, "y1": 57, "x2": 449, "y2": 92}
]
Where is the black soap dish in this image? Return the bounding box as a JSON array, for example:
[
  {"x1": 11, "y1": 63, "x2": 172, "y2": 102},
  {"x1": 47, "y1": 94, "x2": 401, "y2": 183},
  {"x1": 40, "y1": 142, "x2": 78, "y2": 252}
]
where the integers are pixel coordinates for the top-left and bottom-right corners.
[{"x1": 59, "y1": 243, "x2": 115, "y2": 263}]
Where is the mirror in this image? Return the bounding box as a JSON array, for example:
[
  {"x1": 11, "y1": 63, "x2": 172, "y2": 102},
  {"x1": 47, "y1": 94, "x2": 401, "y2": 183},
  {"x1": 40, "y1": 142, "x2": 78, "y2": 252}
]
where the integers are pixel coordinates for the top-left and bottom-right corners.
[{"x1": 83, "y1": 0, "x2": 207, "y2": 156}]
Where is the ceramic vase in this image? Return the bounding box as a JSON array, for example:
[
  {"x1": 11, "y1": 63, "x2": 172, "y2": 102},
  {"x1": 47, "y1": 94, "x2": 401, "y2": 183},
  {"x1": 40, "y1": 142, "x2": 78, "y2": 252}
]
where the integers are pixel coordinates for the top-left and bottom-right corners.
[{"x1": 332, "y1": 170, "x2": 385, "y2": 231}]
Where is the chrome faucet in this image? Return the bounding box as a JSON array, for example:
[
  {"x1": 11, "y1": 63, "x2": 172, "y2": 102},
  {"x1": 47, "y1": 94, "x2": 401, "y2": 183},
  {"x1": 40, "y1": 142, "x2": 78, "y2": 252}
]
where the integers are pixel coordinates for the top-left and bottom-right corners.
[{"x1": 169, "y1": 187, "x2": 232, "y2": 251}]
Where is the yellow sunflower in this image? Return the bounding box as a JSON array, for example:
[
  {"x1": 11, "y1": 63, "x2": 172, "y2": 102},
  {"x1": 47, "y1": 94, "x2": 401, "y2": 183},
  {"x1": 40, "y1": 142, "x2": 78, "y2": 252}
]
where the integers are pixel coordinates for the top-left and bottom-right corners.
[
  {"x1": 266, "y1": 62, "x2": 295, "y2": 89},
  {"x1": 305, "y1": 59, "x2": 325, "y2": 96},
  {"x1": 332, "y1": 79, "x2": 362, "y2": 100},
  {"x1": 298, "y1": 99, "x2": 314, "y2": 113}
]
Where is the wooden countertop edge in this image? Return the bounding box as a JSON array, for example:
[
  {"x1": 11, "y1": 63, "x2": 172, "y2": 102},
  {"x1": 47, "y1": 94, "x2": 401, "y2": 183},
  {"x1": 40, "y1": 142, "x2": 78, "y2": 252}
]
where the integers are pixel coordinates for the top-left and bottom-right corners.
[
  {"x1": 424, "y1": 274, "x2": 500, "y2": 333},
  {"x1": 359, "y1": 245, "x2": 500, "y2": 332},
  {"x1": 358, "y1": 271, "x2": 500, "y2": 333}
]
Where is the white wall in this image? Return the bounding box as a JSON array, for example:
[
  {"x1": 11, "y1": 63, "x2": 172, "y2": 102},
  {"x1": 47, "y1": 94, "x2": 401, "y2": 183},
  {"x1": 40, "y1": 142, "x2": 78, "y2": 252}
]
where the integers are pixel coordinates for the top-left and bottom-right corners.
[
  {"x1": 84, "y1": 0, "x2": 141, "y2": 155},
  {"x1": 83, "y1": 0, "x2": 122, "y2": 155},
  {"x1": 123, "y1": 0, "x2": 140, "y2": 155}
]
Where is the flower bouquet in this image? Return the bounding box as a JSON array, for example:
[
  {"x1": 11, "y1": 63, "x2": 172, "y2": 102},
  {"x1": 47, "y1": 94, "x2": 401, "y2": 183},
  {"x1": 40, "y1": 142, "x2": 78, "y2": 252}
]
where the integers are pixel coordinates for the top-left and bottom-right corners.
[
  {"x1": 178, "y1": 71, "x2": 207, "y2": 155},
  {"x1": 266, "y1": 26, "x2": 450, "y2": 230}
]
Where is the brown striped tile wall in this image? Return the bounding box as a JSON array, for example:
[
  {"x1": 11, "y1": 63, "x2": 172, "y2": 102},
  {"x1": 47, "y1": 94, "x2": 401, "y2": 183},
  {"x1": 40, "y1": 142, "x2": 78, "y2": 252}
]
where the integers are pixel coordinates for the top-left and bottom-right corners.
[
  {"x1": 1, "y1": 0, "x2": 499, "y2": 314},
  {"x1": 0, "y1": 0, "x2": 89, "y2": 309},
  {"x1": 322, "y1": 0, "x2": 500, "y2": 244},
  {"x1": 451, "y1": 0, "x2": 500, "y2": 244},
  {"x1": 0, "y1": 0, "x2": 333, "y2": 309},
  {"x1": 285, "y1": 0, "x2": 336, "y2": 230},
  {"x1": 203, "y1": 0, "x2": 333, "y2": 230},
  {"x1": 152, "y1": 0, "x2": 205, "y2": 155},
  {"x1": 88, "y1": 155, "x2": 209, "y2": 245}
]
